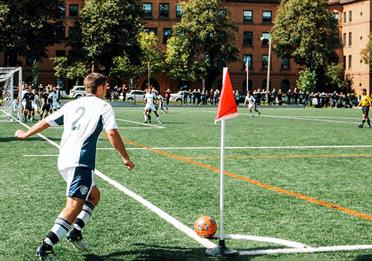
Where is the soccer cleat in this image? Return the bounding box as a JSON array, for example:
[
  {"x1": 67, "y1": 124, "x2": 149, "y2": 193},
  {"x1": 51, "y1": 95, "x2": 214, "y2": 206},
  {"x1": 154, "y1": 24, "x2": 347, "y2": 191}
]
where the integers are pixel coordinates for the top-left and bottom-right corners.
[
  {"x1": 67, "y1": 229, "x2": 88, "y2": 251},
  {"x1": 36, "y1": 243, "x2": 55, "y2": 261},
  {"x1": 358, "y1": 124, "x2": 364, "y2": 128}
]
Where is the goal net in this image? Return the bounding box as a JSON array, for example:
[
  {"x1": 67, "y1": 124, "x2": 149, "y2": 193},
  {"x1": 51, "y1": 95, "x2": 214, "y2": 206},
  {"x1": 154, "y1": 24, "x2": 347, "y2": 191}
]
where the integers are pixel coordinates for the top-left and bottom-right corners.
[{"x1": 0, "y1": 67, "x2": 22, "y2": 121}]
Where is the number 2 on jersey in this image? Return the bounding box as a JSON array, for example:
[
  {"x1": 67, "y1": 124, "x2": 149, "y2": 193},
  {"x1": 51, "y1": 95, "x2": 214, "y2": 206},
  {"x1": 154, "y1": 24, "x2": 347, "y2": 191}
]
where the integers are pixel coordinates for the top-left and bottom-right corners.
[{"x1": 72, "y1": 107, "x2": 86, "y2": 130}]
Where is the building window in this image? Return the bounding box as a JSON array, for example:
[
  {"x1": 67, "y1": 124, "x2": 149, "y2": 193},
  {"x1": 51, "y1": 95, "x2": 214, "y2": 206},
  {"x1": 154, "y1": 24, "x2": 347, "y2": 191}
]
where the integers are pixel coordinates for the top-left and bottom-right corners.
[
  {"x1": 144, "y1": 27, "x2": 157, "y2": 35},
  {"x1": 56, "y1": 3, "x2": 66, "y2": 19},
  {"x1": 262, "y1": 11, "x2": 272, "y2": 23},
  {"x1": 68, "y1": 26, "x2": 80, "y2": 42},
  {"x1": 348, "y1": 55, "x2": 352, "y2": 69},
  {"x1": 348, "y1": 32, "x2": 352, "y2": 47},
  {"x1": 159, "y1": 3, "x2": 169, "y2": 19},
  {"x1": 55, "y1": 25, "x2": 66, "y2": 40},
  {"x1": 142, "y1": 3, "x2": 152, "y2": 18},
  {"x1": 349, "y1": 10, "x2": 352, "y2": 22},
  {"x1": 262, "y1": 55, "x2": 268, "y2": 69},
  {"x1": 163, "y1": 28, "x2": 172, "y2": 44},
  {"x1": 333, "y1": 12, "x2": 339, "y2": 21},
  {"x1": 261, "y1": 32, "x2": 270, "y2": 47},
  {"x1": 343, "y1": 12, "x2": 346, "y2": 23},
  {"x1": 69, "y1": 4, "x2": 79, "y2": 17},
  {"x1": 176, "y1": 4, "x2": 182, "y2": 19},
  {"x1": 243, "y1": 31, "x2": 253, "y2": 47},
  {"x1": 281, "y1": 57, "x2": 290, "y2": 70},
  {"x1": 56, "y1": 50, "x2": 66, "y2": 57},
  {"x1": 26, "y1": 54, "x2": 35, "y2": 66},
  {"x1": 243, "y1": 10, "x2": 253, "y2": 23},
  {"x1": 243, "y1": 54, "x2": 253, "y2": 70},
  {"x1": 343, "y1": 33, "x2": 346, "y2": 46}
]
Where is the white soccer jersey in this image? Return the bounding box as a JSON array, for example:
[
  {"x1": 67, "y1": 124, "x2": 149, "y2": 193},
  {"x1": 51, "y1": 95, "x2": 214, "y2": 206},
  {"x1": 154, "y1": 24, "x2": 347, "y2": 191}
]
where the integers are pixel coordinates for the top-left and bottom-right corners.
[
  {"x1": 45, "y1": 95, "x2": 118, "y2": 171},
  {"x1": 48, "y1": 91, "x2": 61, "y2": 109},
  {"x1": 145, "y1": 92, "x2": 155, "y2": 105},
  {"x1": 245, "y1": 95, "x2": 255, "y2": 105}
]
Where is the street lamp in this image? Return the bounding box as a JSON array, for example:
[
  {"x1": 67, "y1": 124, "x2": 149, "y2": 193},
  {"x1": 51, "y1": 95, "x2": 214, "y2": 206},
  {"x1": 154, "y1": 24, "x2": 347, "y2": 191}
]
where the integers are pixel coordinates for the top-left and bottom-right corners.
[{"x1": 260, "y1": 34, "x2": 272, "y2": 103}]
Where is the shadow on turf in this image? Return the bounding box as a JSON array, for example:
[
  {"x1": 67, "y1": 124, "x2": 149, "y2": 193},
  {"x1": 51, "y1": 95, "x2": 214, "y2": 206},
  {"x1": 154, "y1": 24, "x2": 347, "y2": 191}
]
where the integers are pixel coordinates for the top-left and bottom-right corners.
[
  {"x1": 0, "y1": 136, "x2": 60, "y2": 142},
  {"x1": 83, "y1": 243, "x2": 256, "y2": 260},
  {"x1": 355, "y1": 254, "x2": 372, "y2": 261}
]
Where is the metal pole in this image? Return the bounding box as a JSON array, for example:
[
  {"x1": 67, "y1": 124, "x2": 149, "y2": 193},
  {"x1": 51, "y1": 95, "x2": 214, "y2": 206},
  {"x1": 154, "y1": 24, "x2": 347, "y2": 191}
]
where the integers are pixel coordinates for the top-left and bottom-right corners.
[
  {"x1": 246, "y1": 60, "x2": 249, "y2": 94},
  {"x1": 266, "y1": 38, "x2": 272, "y2": 103}
]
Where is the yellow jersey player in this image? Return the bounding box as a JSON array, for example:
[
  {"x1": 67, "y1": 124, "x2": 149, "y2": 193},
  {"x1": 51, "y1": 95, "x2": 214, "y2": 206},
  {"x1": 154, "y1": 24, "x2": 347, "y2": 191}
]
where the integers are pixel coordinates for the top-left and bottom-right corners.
[{"x1": 357, "y1": 88, "x2": 372, "y2": 128}]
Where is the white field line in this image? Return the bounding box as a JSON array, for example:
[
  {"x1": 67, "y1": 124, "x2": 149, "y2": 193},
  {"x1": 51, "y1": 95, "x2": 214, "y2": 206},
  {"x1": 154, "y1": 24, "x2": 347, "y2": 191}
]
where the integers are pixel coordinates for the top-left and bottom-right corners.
[
  {"x1": 197, "y1": 109, "x2": 360, "y2": 125},
  {"x1": 0, "y1": 109, "x2": 214, "y2": 249},
  {"x1": 5, "y1": 108, "x2": 372, "y2": 256},
  {"x1": 224, "y1": 234, "x2": 309, "y2": 248},
  {"x1": 97, "y1": 144, "x2": 372, "y2": 151},
  {"x1": 116, "y1": 118, "x2": 165, "y2": 129},
  {"x1": 239, "y1": 244, "x2": 372, "y2": 256}
]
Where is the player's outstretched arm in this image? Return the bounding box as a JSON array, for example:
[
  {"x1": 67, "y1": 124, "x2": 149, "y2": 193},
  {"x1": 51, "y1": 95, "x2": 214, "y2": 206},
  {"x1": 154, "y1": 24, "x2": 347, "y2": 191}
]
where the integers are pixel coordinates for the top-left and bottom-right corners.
[
  {"x1": 106, "y1": 129, "x2": 135, "y2": 170},
  {"x1": 15, "y1": 120, "x2": 50, "y2": 139}
]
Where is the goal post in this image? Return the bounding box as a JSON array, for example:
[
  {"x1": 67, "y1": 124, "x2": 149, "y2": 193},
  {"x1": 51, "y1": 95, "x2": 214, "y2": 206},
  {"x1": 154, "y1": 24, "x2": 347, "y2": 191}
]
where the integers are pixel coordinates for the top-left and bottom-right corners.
[{"x1": 0, "y1": 67, "x2": 22, "y2": 121}]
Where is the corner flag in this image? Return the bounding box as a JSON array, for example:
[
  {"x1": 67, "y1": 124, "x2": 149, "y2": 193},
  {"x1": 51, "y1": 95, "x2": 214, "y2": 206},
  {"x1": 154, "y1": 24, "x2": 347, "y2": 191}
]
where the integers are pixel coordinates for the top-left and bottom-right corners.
[
  {"x1": 214, "y1": 68, "x2": 238, "y2": 124},
  {"x1": 207, "y1": 67, "x2": 239, "y2": 256}
]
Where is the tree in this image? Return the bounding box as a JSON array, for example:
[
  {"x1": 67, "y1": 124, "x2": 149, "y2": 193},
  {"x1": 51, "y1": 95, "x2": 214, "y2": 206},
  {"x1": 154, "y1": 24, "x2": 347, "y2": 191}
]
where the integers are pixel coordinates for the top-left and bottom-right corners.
[
  {"x1": 361, "y1": 35, "x2": 372, "y2": 65},
  {"x1": 80, "y1": 0, "x2": 142, "y2": 73},
  {"x1": 52, "y1": 57, "x2": 88, "y2": 86},
  {"x1": 296, "y1": 68, "x2": 317, "y2": 93},
  {"x1": 0, "y1": 0, "x2": 58, "y2": 66},
  {"x1": 166, "y1": 0, "x2": 238, "y2": 89},
  {"x1": 271, "y1": 0, "x2": 340, "y2": 91},
  {"x1": 110, "y1": 31, "x2": 165, "y2": 86}
]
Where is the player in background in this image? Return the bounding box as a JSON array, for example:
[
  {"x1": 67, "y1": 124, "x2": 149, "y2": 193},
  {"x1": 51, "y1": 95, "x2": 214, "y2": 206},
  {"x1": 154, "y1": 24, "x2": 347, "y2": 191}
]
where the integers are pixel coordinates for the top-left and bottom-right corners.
[
  {"x1": 357, "y1": 88, "x2": 372, "y2": 128},
  {"x1": 31, "y1": 89, "x2": 41, "y2": 121},
  {"x1": 15, "y1": 73, "x2": 135, "y2": 260},
  {"x1": 48, "y1": 86, "x2": 61, "y2": 112},
  {"x1": 153, "y1": 88, "x2": 167, "y2": 114},
  {"x1": 40, "y1": 89, "x2": 52, "y2": 119},
  {"x1": 244, "y1": 91, "x2": 261, "y2": 117},
  {"x1": 21, "y1": 85, "x2": 35, "y2": 122},
  {"x1": 143, "y1": 84, "x2": 162, "y2": 124}
]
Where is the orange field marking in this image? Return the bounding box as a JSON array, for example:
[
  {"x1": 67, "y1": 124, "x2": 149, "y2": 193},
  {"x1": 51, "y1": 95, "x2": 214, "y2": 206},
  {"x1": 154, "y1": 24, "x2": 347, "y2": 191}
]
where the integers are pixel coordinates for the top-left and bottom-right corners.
[
  {"x1": 126, "y1": 139, "x2": 372, "y2": 222},
  {"x1": 190, "y1": 153, "x2": 372, "y2": 160}
]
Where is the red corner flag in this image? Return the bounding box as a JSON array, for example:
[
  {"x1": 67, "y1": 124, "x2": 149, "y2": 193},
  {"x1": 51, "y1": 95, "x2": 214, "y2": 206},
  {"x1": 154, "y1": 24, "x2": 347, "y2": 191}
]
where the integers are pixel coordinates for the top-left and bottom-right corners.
[{"x1": 214, "y1": 67, "x2": 238, "y2": 123}]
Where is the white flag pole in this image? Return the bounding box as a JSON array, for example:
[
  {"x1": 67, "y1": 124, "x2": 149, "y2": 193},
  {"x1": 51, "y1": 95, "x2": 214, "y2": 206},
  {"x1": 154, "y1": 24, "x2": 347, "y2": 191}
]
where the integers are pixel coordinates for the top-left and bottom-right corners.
[
  {"x1": 206, "y1": 68, "x2": 237, "y2": 256},
  {"x1": 246, "y1": 60, "x2": 249, "y2": 93},
  {"x1": 219, "y1": 118, "x2": 225, "y2": 242}
]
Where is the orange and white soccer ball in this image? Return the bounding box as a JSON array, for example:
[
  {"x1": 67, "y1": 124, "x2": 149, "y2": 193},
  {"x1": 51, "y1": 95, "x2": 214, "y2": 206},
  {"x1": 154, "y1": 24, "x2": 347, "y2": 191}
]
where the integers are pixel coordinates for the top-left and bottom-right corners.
[{"x1": 194, "y1": 216, "x2": 217, "y2": 238}]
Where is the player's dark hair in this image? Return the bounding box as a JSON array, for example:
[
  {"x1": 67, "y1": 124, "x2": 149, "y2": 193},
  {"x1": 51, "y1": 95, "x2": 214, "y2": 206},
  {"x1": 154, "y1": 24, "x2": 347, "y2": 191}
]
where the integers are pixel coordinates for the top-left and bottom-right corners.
[{"x1": 84, "y1": 73, "x2": 108, "y2": 94}]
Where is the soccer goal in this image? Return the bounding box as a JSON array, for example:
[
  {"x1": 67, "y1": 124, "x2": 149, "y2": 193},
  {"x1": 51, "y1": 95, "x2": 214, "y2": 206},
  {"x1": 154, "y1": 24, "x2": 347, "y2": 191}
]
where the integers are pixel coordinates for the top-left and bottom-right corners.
[{"x1": 0, "y1": 67, "x2": 22, "y2": 121}]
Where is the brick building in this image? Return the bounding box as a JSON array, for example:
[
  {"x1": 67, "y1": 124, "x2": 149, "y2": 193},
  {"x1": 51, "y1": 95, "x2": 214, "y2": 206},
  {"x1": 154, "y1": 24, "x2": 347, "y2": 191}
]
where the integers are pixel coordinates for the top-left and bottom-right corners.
[{"x1": 1, "y1": 0, "x2": 371, "y2": 95}]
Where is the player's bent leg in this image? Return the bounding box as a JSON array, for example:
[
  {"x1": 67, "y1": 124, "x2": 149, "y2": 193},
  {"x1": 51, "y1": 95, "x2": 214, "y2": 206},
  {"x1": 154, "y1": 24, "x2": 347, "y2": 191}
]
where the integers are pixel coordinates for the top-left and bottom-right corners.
[{"x1": 36, "y1": 198, "x2": 84, "y2": 260}]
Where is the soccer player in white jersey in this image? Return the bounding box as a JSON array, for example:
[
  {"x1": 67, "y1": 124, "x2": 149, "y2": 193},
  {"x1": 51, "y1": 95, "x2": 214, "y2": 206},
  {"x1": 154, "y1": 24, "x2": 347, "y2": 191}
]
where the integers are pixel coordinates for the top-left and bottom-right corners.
[
  {"x1": 48, "y1": 86, "x2": 61, "y2": 112},
  {"x1": 15, "y1": 73, "x2": 135, "y2": 260},
  {"x1": 244, "y1": 91, "x2": 261, "y2": 117},
  {"x1": 143, "y1": 84, "x2": 162, "y2": 124}
]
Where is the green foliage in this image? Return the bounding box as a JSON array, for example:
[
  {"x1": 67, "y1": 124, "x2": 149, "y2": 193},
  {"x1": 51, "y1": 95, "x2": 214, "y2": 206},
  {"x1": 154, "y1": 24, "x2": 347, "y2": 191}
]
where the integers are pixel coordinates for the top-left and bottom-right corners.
[
  {"x1": 139, "y1": 32, "x2": 165, "y2": 77},
  {"x1": 361, "y1": 35, "x2": 372, "y2": 65},
  {"x1": 296, "y1": 68, "x2": 317, "y2": 92},
  {"x1": 80, "y1": 0, "x2": 142, "y2": 73},
  {"x1": 272, "y1": 0, "x2": 340, "y2": 71},
  {"x1": 324, "y1": 64, "x2": 346, "y2": 90},
  {"x1": 166, "y1": 0, "x2": 238, "y2": 84},
  {"x1": 110, "y1": 56, "x2": 141, "y2": 80},
  {"x1": 51, "y1": 57, "x2": 88, "y2": 85},
  {"x1": 0, "y1": 0, "x2": 59, "y2": 66}
]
